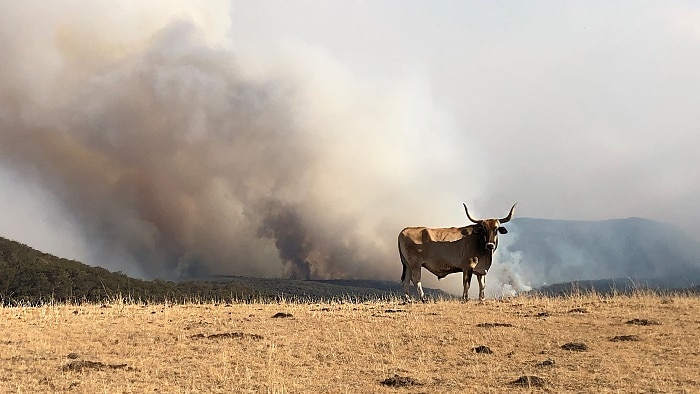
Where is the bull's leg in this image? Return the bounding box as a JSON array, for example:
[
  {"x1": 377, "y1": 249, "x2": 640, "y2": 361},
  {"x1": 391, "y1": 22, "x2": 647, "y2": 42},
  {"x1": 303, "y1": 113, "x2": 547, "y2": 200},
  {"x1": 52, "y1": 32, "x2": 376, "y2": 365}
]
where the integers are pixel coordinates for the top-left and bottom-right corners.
[
  {"x1": 411, "y1": 268, "x2": 426, "y2": 302},
  {"x1": 402, "y1": 267, "x2": 412, "y2": 302},
  {"x1": 462, "y1": 270, "x2": 473, "y2": 302},
  {"x1": 477, "y1": 274, "x2": 486, "y2": 301},
  {"x1": 416, "y1": 281, "x2": 425, "y2": 303}
]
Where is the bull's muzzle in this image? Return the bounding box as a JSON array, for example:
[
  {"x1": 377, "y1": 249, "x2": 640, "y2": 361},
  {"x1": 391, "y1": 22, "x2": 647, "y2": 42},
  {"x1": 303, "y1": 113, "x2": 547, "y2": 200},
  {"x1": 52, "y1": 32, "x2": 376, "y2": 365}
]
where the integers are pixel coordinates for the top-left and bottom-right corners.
[{"x1": 486, "y1": 243, "x2": 496, "y2": 250}]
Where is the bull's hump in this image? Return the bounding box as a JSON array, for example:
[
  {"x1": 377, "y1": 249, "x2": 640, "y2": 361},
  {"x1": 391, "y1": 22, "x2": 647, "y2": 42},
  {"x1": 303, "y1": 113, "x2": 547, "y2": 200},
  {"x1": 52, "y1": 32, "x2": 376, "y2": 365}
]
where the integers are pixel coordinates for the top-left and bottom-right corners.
[
  {"x1": 399, "y1": 227, "x2": 428, "y2": 244},
  {"x1": 424, "y1": 227, "x2": 466, "y2": 242}
]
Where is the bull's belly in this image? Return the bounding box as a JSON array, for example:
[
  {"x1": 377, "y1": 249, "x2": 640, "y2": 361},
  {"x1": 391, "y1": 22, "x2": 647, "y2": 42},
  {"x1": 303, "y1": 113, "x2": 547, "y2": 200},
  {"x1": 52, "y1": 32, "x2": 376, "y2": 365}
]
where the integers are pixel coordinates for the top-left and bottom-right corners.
[{"x1": 423, "y1": 262, "x2": 463, "y2": 279}]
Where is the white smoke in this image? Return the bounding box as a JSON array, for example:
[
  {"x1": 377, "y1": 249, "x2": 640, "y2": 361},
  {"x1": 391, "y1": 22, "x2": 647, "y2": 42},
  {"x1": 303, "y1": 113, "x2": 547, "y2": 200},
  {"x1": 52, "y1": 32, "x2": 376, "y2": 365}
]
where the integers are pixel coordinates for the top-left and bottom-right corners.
[{"x1": 489, "y1": 221, "x2": 533, "y2": 297}]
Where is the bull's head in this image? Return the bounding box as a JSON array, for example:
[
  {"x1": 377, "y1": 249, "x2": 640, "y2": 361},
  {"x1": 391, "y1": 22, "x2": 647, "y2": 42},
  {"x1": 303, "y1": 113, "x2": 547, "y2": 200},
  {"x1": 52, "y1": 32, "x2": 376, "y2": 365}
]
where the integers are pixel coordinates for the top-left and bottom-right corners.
[{"x1": 463, "y1": 203, "x2": 517, "y2": 252}]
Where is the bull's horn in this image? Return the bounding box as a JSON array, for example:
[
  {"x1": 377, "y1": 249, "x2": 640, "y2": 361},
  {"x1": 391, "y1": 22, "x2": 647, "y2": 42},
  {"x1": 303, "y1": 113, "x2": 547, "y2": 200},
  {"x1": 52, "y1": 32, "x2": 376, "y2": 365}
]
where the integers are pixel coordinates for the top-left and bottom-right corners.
[
  {"x1": 463, "y1": 203, "x2": 480, "y2": 223},
  {"x1": 500, "y1": 203, "x2": 517, "y2": 223}
]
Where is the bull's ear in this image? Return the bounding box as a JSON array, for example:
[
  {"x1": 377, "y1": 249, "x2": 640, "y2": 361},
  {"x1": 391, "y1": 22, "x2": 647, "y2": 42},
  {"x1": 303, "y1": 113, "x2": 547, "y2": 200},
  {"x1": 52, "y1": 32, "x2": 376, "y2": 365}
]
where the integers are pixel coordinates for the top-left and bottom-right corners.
[{"x1": 498, "y1": 227, "x2": 508, "y2": 234}]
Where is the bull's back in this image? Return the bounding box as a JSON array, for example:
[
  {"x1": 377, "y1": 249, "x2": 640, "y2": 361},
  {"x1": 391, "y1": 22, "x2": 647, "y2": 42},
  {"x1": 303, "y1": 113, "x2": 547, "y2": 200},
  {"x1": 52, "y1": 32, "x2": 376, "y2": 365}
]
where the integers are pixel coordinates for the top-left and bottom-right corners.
[
  {"x1": 399, "y1": 226, "x2": 468, "y2": 257},
  {"x1": 399, "y1": 227, "x2": 427, "y2": 244},
  {"x1": 400, "y1": 227, "x2": 466, "y2": 242},
  {"x1": 399, "y1": 226, "x2": 474, "y2": 278}
]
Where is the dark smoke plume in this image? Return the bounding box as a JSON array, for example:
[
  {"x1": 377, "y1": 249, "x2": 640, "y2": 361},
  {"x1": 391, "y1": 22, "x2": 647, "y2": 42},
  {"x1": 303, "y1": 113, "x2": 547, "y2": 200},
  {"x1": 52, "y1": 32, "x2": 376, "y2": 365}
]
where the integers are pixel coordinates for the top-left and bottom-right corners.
[
  {"x1": 256, "y1": 200, "x2": 313, "y2": 279},
  {"x1": 0, "y1": 4, "x2": 449, "y2": 281}
]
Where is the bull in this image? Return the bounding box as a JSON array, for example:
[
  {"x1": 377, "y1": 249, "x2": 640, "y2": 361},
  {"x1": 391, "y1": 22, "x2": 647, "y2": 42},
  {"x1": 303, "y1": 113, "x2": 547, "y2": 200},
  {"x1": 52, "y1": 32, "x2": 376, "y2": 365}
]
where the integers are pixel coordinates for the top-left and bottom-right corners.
[{"x1": 398, "y1": 203, "x2": 516, "y2": 302}]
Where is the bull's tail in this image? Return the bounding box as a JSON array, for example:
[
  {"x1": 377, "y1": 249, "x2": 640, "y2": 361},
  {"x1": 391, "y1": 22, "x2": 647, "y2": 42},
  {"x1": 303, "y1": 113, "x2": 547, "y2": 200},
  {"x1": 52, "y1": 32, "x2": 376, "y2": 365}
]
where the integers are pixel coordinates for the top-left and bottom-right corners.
[{"x1": 398, "y1": 235, "x2": 409, "y2": 283}]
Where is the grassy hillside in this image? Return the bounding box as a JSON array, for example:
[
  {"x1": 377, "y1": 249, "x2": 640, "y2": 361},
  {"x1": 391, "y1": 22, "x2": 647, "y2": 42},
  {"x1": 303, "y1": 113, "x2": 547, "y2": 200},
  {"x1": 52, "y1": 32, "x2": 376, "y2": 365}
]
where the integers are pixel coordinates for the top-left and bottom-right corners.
[
  {"x1": 1, "y1": 293, "x2": 698, "y2": 392},
  {"x1": 0, "y1": 236, "x2": 266, "y2": 304},
  {"x1": 0, "y1": 237, "x2": 450, "y2": 305}
]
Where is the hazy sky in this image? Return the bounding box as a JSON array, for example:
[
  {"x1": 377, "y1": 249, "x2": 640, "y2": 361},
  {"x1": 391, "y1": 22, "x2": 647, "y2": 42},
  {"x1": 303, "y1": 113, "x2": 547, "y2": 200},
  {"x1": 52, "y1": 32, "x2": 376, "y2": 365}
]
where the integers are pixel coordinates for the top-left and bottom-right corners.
[
  {"x1": 1, "y1": 1, "x2": 699, "y2": 290},
  {"x1": 229, "y1": 1, "x2": 700, "y2": 222}
]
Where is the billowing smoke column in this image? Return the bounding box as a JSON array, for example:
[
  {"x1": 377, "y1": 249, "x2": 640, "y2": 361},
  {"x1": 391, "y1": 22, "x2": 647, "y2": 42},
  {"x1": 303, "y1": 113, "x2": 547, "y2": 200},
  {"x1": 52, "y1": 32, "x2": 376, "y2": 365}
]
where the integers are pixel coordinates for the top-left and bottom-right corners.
[
  {"x1": 0, "y1": 2, "x2": 468, "y2": 281},
  {"x1": 0, "y1": 2, "x2": 537, "y2": 296},
  {"x1": 256, "y1": 200, "x2": 314, "y2": 279}
]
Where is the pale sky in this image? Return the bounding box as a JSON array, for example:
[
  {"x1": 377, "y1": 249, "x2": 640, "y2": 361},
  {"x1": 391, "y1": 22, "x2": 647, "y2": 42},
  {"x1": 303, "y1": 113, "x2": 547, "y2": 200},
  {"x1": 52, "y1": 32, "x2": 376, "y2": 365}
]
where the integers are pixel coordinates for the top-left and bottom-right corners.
[
  {"x1": 230, "y1": 1, "x2": 700, "y2": 225},
  {"x1": 1, "y1": 1, "x2": 699, "y2": 285}
]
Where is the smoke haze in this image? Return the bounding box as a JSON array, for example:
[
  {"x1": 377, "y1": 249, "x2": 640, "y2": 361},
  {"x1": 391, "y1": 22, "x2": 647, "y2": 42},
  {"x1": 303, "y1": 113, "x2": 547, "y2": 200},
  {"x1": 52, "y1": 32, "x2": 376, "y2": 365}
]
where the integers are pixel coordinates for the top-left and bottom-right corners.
[
  {"x1": 1, "y1": 2, "x2": 699, "y2": 296},
  {"x1": 506, "y1": 217, "x2": 700, "y2": 289},
  {"x1": 0, "y1": 1, "x2": 473, "y2": 283}
]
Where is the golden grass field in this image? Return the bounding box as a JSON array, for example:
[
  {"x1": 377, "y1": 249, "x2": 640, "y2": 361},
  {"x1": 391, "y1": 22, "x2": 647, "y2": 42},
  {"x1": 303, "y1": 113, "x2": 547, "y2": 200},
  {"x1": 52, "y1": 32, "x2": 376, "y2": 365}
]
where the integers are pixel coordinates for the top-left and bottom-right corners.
[{"x1": 1, "y1": 292, "x2": 698, "y2": 393}]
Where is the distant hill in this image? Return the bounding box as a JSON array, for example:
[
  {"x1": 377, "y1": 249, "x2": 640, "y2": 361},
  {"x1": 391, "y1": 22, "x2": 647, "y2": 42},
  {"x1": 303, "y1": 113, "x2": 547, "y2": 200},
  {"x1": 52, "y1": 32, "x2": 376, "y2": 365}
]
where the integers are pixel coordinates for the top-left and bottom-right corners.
[
  {"x1": 508, "y1": 217, "x2": 700, "y2": 289},
  {"x1": 0, "y1": 236, "x2": 264, "y2": 305},
  {"x1": 5, "y1": 215, "x2": 699, "y2": 304},
  {"x1": 532, "y1": 278, "x2": 700, "y2": 296},
  {"x1": 0, "y1": 237, "x2": 450, "y2": 305}
]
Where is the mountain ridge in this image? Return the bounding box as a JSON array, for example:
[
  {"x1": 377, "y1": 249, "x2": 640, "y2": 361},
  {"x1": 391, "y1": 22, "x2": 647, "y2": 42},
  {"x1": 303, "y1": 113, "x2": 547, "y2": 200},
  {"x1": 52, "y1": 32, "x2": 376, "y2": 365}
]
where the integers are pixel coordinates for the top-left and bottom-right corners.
[{"x1": 506, "y1": 216, "x2": 700, "y2": 288}]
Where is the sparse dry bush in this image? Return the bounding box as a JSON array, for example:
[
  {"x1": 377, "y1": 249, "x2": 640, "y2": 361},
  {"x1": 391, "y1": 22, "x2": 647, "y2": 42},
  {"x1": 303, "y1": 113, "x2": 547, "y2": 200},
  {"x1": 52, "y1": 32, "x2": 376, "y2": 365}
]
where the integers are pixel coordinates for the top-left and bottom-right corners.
[{"x1": 1, "y1": 293, "x2": 698, "y2": 393}]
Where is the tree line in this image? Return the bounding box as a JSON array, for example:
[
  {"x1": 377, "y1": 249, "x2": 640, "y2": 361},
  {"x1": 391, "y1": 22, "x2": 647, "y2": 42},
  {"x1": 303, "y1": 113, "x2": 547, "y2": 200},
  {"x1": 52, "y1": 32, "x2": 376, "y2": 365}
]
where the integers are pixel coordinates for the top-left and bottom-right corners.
[{"x1": 0, "y1": 237, "x2": 264, "y2": 305}]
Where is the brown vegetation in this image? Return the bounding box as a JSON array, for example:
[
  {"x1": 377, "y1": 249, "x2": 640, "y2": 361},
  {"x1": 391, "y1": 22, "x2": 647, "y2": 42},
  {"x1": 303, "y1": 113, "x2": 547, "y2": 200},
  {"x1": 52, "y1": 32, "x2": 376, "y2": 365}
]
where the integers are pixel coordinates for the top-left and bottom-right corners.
[{"x1": 1, "y1": 293, "x2": 698, "y2": 393}]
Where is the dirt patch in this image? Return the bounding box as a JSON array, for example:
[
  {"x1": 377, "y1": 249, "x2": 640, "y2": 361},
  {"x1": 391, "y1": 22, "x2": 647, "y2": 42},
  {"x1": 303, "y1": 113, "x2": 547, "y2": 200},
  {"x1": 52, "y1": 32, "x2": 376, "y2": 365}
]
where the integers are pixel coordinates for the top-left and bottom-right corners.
[
  {"x1": 380, "y1": 374, "x2": 422, "y2": 387},
  {"x1": 626, "y1": 318, "x2": 660, "y2": 326},
  {"x1": 510, "y1": 375, "x2": 546, "y2": 387},
  {"x1": 272, "y1": 312, "x2": 293, "y2": 318},
  {"x1": 476, "y1": 322, "x2": 514, "y2": 328},
  {"x1": 537, "y1": 358, "x2": 555, "y2": 366},
  {"x1": 62, "y1": 360, "x2": 133, "y2": 372},
  {"x1": 536, "y1": 311, "x2": 550, "y2": 317},
  {"x1": 561, "y1": 342, "x2": 588, "y2": 351},
  {"x1": 472, "y1": 345, "x2": 493, "y2": 354},
  {"x1": 610, "y1": 335, "x2": 641, "y2": 342},
  {"x1": 568, "y1": 308, "x2": 589, "y2": 313},
  {"x1": 189, "y1": 332, "x2": 264, "y2": 341}
]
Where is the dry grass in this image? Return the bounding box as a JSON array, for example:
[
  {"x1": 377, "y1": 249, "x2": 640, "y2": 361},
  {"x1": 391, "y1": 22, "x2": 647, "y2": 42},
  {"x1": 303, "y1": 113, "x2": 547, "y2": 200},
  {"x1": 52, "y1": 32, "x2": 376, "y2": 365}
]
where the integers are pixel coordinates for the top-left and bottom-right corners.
[{"x1": 1, "y1": 292, "x2": 698, "y2": 393}]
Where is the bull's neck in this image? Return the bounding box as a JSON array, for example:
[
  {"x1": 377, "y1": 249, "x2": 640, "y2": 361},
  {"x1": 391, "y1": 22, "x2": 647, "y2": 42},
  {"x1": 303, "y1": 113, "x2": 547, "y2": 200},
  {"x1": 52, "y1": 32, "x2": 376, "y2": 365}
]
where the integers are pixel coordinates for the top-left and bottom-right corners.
[{"x1": 471, "y1": 249, "x2": 493, "y2": 275}]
